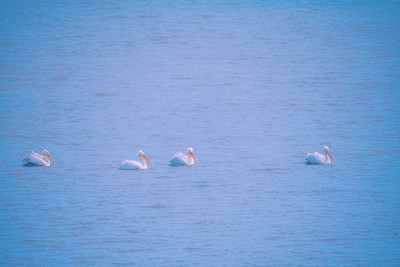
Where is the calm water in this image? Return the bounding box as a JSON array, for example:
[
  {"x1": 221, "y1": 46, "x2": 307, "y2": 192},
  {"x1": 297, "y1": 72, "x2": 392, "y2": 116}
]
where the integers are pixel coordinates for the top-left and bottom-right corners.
[{"x1": 1, "y1": 1, "x2": 400, "y2": 266}]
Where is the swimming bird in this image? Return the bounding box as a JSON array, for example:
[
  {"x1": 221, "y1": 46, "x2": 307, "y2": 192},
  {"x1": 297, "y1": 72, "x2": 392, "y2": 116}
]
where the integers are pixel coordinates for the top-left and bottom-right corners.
[
  {"x1": 23, "y1": 149, "x2": 56, "y2": 167},
  {"x1": 169, "y1": 147, "x2": 199, "y2": 166},
  {"x1": 119, "y1": 151, "x2": 153, "y2": 170},
  {"x1": 306, "y1": 146, "x2": 336, "y2": 165}
]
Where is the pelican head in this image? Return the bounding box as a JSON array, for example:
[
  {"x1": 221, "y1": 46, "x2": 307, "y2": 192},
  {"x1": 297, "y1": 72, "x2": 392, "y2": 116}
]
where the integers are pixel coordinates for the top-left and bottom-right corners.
[
  {"x1": 43, "y1": 149, "x2": 56, "y2": 165},
  {"x1": 323, "y1": 146, "x2": 336, "y2": 163},
  {"x1": 186, "y1": 147, "x2": 199, "y2": 164},
  {"x1": 138, "y1": 150, "x2": 153, "y2": 166}
]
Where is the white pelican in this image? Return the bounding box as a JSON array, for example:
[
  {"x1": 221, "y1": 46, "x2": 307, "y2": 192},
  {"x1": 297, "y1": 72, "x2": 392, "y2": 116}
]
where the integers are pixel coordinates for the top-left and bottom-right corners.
[
  {"x1": 169, "y1": 147, "x2": 199, "y2": 166},
  {"x1": 23, "y1": 149, "x2": 56, "y2": 167},
  {"x1": 306, "y1": 146, "x2": 336, "y2": 165},
  {"x1": 119, "y1": 151, "x2": 153, "y2": 170}
]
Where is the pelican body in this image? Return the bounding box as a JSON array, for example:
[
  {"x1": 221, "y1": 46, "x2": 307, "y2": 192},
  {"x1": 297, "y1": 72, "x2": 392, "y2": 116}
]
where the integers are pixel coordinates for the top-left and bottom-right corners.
[
  {"x1": 306, "y1": 146, "x2": 336, "y2": 165},
  {"x1": 169, "y1": 147, "x2": 199, "y2": 166},
  {"x1": 119, "y1": 151, "x2": 153, "y2": 170},
  {"x1": 23, "y1": 150, "x2": 56, "y2": 167}
]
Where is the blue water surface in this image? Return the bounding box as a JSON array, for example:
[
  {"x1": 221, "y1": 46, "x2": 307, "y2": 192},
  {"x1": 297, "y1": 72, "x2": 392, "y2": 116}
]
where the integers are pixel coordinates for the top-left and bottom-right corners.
[{"x1": 1, "y1": 0, "x2": 400, "y2": 266}]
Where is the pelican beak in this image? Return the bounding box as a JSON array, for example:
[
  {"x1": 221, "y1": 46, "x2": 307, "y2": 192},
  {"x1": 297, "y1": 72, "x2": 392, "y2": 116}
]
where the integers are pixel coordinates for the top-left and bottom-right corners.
[
  {"x1": 326, "y1": 151, "x2": 336, "y2": 163},
  {"x1": 189, "y1": 152, "x2": 199, "y2": 164},
  {"x1": 141, "y1": 156, "x2": 153, "y2": 166},
  {"x1": 45, "y1": 154, "x2": 56, "y2": 165}
]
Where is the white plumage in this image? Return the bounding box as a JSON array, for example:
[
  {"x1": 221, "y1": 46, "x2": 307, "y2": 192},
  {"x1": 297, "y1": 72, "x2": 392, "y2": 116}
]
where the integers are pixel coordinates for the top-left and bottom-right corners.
[
  {"x1": 23, "y1": 150, "x2": 56, "y2": 167},
  {"x1": 119, "y1": 151, "x2": 153, "y2": 170},
  {"x1": 169, "y1": 147, "x2": 199, "y2": 166},
  {"x1": 306, "y1": 146, "x2": 336, "y2": 165}
]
